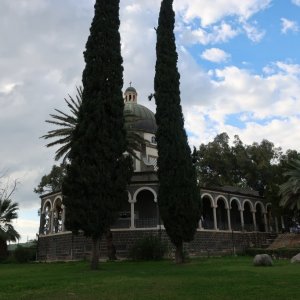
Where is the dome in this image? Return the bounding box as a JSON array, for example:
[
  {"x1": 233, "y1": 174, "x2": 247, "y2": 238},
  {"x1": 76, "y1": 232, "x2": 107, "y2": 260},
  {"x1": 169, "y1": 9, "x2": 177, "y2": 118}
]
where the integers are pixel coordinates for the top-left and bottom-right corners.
[
  {"x1": 124, "y1": 102, "x2": 157, "y2": 134},
  {"x1": 125, "y1": 86, "x2": 137, "y2": 93}
]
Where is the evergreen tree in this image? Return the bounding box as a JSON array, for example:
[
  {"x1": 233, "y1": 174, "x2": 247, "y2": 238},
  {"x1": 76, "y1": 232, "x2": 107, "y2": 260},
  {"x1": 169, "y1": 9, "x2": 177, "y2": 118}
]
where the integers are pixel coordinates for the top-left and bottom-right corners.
[
  {"x1": 154, "y1": 0, "x2": 201, "y2": 263},
  {"x1": 62, "y1": 0, "x2": 132, "y2": 270}
]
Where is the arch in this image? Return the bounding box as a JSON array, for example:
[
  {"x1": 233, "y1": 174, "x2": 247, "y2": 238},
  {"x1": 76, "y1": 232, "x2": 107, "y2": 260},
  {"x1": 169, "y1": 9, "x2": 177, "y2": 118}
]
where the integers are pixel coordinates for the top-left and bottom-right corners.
[
  {"x1": 216, "y1": 195, "x2": 229, "y2": 209},
  {"x1": 201, "y1": 193, "x2": 214, "y2": 207},
  {"x1": 53, "y1": 196, "x2": 63, "y2": 209},
  {"x1": 134, "y1": 188, "x2": 158, "y2": 228},
  {"x1": 52, "y1": 196, "x2": 63, "y2": 233},
  {"x1": 230, "y1": 198, "x2": 242, "y2": 231},
  {"x1": 242, "y1": 199, "x2": 254, "y2": 212},
  {"x1": 42, "y1": 199, "x2": 52, "y2": 213},
  {"x1": 216, "y1": 196, "x2": 228, "y2": 230},
  {"x1": 230, "y1": 197, "x2": 242, "y2": 210},
  {"x1": 41, "y1": 200, "x2": 52, "y2": 235},
  {"x1": 133, "y1": 186, "x2": 157, "y2": 203},
  {"x1": 255, "y1": 201, "x2": 266, "y2": 214},
  {"x1": 243, "y1": 200, "x2": 254, "y2": 231},
  {"x1": 266, "y1": 203, "x2": 272, "y2": 210},
  {"x1": 201, "y1": 195, "x2": 214, "y2": 229}
]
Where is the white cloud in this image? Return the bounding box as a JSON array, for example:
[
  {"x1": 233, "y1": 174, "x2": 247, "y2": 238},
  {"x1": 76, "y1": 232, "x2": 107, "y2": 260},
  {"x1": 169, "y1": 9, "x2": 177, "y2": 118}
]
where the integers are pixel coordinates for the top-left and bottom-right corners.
[
  {"x1": 0, "y1": 82, "x2": 21, "y2": 95},
  {"x1": 291, "y1": 0, "x2": 300, "y2": 6},
  {"x1": 178, "y1": 52, "x2": 300, "y2": 150},
  {"x1": 201, "y1": 48, "x2": 230, "y2": 63},
  {"x1": 179, "y1": 22, "x2": 238, "y2": 45},
  {"x1": 13, "y1": 217, "x2": 40, "y2": 242},
  {"x1": 242, "y1": 22, "x2": 265, "y2": 42},
  {"x1": 281, "y1": 18, "x2": 299, "y2": 34},
  {"x1": 175, "y1": 0, "x2": 271, "y2": 26}
]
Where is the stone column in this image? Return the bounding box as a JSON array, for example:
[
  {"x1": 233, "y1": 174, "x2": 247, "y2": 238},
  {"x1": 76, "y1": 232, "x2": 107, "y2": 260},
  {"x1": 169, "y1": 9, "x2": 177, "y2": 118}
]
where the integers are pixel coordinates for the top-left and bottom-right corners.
[
  {"x1": 61, "y1": 204, "x2": 65, "y2": 232},
  {"x1": 263, "y1": 213, "x2": 268, "y2": 232},
  {"x1": 227, "y1": 208, "x2": 231, "y2": 231},
  {"x1": 130, "y1": 202, "x2": 135, "y2": 229},
  {"x1": 213, "y1": 206, "x2": 218, "y2": 230},
  {"x1": 240, "y1": 209, "x2": 244, "y2": 231},
  {"x1": 50, "y1": 209, "x2": 54, "y2": 234},
  {"x1": 252, "y1": 211, "x2": 257, "y2": 231},
  {"x1": 39, "y1": 212, "x2": 45, "y2": 235},
  {"x1": 198, "y1": 217, "x2": 203, "y2": 230},
  {"x1": 281, "y1": 216, "x2": 285, "y2": 231}
]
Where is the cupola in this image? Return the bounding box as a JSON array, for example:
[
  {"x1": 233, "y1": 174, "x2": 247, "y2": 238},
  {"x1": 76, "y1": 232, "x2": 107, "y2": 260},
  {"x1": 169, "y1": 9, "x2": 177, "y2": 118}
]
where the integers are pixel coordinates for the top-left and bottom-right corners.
[{"x1": 124, "y1": 83, "x2": 137, "y2": 104}]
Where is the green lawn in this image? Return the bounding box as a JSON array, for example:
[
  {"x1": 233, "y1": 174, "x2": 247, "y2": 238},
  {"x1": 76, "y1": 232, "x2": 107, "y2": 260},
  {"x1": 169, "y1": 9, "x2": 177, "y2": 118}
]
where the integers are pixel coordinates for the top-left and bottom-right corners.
[{"x1": 0, "y1": 257, "x2": 299, "y2": 300}]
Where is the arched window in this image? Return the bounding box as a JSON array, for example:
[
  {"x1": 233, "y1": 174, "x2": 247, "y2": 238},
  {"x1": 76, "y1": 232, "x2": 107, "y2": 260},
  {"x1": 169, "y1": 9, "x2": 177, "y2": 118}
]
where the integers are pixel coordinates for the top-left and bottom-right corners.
[
  {"x1": 42, "y1": 202, "x2": 52, "y2": 235},
  {"x1": 151, "y1": 136, "x2": 156, "y2": 144}
]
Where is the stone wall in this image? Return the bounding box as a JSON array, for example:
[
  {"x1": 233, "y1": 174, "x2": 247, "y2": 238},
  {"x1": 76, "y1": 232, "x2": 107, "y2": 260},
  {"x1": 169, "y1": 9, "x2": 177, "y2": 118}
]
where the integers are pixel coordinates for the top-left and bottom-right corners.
[{"x1": 37, "y1": 229, "x2": 277, "y2": 261}]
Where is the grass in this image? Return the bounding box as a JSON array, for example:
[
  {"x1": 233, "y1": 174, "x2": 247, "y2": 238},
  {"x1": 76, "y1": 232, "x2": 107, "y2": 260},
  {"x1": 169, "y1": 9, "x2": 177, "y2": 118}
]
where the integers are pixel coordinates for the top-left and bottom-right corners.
[{"x1": 0, "y1": 256, "x2": 299, "y2": 300}]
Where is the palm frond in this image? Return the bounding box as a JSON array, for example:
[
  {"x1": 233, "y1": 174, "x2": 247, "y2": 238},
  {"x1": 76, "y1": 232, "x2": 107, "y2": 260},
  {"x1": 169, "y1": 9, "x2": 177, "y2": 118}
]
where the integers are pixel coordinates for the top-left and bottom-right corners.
[
  {"x1": 279, "y1": 159, "x2": 300, "y2": 210},
  {"x1": 42, "y1": 85, "x2": 145, "y2": 162},
  {"x1": 0, "y1": 198, "x2": 20, "y2": 242}
]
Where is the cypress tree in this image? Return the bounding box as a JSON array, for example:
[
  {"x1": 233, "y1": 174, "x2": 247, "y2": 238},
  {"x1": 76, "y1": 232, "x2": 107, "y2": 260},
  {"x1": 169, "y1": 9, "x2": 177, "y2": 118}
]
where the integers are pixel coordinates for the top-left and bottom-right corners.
[
  {"x1": 62, "y1": 0, "x2": 132, "y2": 270},
  {"x1": 154, "y1": 0, "x2": 201, "y2": 263}
]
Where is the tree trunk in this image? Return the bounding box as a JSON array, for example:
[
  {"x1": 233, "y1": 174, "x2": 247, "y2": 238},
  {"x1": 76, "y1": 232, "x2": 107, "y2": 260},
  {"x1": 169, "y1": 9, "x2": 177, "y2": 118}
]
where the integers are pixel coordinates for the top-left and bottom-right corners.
[
  {"x1": 175, "y1": 242, "x2": 184, "y2": 264},
  {"x1": 91, "y1": 237, "x2": 100, "y2": 270},
  {"x1": 106, "y1": 229, "x2": 116, "y2": 261},
  {"x1": 0, "y1": 238, "x2": 8, "y2": 261}
]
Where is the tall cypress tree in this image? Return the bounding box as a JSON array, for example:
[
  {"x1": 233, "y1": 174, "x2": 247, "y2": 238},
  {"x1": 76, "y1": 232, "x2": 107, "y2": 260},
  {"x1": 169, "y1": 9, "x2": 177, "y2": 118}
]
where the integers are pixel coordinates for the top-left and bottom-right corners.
[
  {"x1": 62, "y1": 0, "x2": 132, "y2": 270},
  {"x1": 154, "y1": 0, "x2": 201, "y2": 263}
]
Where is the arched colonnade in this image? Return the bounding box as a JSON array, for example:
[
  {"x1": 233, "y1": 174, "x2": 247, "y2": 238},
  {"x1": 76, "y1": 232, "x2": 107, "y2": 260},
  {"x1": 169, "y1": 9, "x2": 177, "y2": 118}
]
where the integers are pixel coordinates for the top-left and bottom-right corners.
[
  {"x1": 201, "y1": 193, "x2": 272, "y2": 232},
  {"x1": 40, "y1": 195, "x2": 65, "y2": 235},
  {"x1": 39, "y1": 187, "x2": 277, "y2": 235}
]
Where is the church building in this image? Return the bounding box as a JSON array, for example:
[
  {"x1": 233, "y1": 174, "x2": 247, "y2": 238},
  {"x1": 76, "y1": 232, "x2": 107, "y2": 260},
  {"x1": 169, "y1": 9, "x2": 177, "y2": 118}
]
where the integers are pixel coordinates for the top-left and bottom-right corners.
[{"x1": 37, "y1": 86, "x2": 281, "y2": 260}]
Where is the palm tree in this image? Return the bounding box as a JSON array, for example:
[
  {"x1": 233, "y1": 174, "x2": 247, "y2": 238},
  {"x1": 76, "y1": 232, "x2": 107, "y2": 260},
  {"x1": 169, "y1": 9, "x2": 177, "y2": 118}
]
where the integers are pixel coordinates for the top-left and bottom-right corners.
[
  {"x1": 0, "y1": 199, "x2": 20, "y2": 259},
  {"x1": 279, "y1": 159, "x2": 300, "y2": 210},
  {"x1": 41, "y1": 86, "x2": 82, "y2": 163},
  {"x1": 42, "y1": 87, "x2": 144, "y2": 162}
]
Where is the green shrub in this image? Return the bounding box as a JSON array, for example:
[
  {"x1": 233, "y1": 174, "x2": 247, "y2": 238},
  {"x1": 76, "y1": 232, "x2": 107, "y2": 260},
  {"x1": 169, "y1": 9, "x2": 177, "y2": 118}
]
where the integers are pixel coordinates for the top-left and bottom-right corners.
[
  {"x1": 1, "y1": 255, "x2": 16, "y2": 264},
  {"x1": 14, "y1": 245, "x2": 36, "y2": 263},
  {"x1": 128, "y1": 236, "x2": 167, "y2": 261}
]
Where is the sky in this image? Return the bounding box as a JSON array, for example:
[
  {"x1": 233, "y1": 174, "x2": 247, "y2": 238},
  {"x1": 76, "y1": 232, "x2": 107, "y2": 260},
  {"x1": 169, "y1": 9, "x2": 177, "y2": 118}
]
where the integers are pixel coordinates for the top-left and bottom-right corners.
[{"x1": 0, "y1": 0, "x2": 300, "y2": 242}]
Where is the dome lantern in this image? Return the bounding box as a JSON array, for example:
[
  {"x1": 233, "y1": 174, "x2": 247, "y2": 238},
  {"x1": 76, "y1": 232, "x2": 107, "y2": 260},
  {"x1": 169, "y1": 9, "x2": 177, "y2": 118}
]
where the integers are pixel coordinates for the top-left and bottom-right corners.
[{"x1": 124, "y1": 82, "x2": 137, "y2": 104}]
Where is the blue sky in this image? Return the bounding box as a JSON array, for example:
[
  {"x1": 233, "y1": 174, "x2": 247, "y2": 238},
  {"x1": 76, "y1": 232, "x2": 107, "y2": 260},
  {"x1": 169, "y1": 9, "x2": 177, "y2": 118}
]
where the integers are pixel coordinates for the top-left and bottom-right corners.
[
  {"x1": 0, "y1": 0, "x2": 299, "y2": 241},
  {"x1": 190, "y1": 1, "x2": 299, "y2": 71}
]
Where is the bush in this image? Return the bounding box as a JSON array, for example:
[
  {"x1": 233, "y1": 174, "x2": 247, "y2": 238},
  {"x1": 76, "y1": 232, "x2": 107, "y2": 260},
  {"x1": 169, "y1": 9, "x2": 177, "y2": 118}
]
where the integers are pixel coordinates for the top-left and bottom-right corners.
[
  {"x1": 128, "y1": 236, "x2": 167, "y2": 261},
  {"x1": 14, "y1": 245, "x2": 36, "y2": 263}
]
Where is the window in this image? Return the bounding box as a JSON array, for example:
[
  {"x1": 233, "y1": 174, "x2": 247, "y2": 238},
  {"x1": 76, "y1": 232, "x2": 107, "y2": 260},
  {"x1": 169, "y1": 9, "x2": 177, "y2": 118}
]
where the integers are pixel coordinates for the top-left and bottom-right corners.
[{"x1": 151, "y1": 136, "x2": 156, "y2": 144}]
